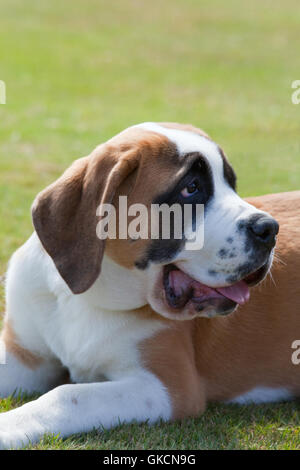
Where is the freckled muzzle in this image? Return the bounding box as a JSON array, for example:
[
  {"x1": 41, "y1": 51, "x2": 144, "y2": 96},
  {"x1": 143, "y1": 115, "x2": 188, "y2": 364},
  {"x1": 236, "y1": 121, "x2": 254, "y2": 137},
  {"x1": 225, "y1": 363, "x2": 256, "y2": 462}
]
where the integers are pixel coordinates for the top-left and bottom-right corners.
[{"x1": 223, "y1": 213, "x2": 279, "y2": 285}]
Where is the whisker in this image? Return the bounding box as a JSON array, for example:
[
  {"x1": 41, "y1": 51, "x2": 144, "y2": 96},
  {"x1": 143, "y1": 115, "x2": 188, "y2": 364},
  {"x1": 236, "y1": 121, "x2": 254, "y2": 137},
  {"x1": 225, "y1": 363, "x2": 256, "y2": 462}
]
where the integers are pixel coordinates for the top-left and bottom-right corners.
[
  {"x1": 268, "y1": 270, "x2": 276, "y2": 287},
  {"x1": 273, "y1": 253, "x2": 287, "y2": 266}
]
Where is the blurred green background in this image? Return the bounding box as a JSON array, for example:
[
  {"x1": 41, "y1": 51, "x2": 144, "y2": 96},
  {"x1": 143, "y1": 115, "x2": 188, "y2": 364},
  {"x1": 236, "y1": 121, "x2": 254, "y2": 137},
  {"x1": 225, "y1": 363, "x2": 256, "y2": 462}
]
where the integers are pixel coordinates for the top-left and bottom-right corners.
[{"x1": 0, "y1": 0, "x2": 299, "y2": 450}]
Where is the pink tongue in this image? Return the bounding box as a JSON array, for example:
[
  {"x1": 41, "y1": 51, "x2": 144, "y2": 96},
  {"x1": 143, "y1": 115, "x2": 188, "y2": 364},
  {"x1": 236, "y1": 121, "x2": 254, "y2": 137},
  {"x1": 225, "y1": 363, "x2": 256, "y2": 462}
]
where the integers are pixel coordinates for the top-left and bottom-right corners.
[
  {"x1": 169, "y1": 270, "x2": 250, "y2": 305},
  {"x1": 216, "y1": 281, "x2": 250, "y2": 305}
]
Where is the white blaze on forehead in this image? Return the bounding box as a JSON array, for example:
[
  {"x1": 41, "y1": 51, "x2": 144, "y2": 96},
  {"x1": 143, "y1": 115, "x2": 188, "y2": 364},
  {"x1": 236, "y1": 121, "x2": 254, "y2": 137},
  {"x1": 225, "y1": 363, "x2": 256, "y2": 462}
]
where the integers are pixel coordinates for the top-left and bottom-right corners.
[
  {"x1": 132, "y1": 123, "x2": 262, "y2": 219},
  {"x1": 134, "y1": 122, "x2": 225, "y2": 189}
]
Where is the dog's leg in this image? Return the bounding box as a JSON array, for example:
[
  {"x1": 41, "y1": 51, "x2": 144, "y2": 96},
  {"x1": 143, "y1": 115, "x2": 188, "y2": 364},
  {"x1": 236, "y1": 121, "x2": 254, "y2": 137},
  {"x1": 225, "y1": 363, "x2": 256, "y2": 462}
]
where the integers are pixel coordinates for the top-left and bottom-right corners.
[
  {"x1": 0, "y1": 335, "x2": 67, "y2": 398},
  {"x1": 0, "y1": 370, "x2": 171, "y2": 449},
  {"x1": 0, "y1": 346, "x2": 67, "y2": 399},
  {"x1": 0, "y1": 236, "x2": 68, "y2": 398},
  {"x1": 0, "y1": 321, "x2": 67, "y2": 398}
]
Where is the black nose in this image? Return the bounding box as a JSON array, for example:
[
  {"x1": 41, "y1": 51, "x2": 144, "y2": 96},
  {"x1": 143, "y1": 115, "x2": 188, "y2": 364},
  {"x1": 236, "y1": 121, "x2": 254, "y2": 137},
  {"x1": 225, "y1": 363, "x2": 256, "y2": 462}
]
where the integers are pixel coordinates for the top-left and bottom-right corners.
[{"x1": 248, "y1": 216, "x2": 279, "y2": 249}]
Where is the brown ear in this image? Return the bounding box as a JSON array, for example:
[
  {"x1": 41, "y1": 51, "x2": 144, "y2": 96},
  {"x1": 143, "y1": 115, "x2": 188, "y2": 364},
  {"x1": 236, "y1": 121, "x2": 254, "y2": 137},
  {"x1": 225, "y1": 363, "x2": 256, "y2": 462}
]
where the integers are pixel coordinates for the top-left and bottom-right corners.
[{"x1": 32, "y1": 144, "x2": 139, "y2": 294}]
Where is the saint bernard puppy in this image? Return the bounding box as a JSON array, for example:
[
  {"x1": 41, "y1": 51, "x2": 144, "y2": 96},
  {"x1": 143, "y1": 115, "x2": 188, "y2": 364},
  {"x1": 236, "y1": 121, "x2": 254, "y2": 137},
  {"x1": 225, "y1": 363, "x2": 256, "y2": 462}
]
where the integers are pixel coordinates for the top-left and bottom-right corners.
[{"x1": 0, "y1": 122, "x2": 299, "y2": 449}]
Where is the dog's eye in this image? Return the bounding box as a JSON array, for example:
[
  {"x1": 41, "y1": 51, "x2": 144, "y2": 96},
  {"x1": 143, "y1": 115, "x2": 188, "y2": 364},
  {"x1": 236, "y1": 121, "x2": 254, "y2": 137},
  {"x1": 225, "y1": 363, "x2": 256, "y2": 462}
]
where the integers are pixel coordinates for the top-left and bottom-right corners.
[{"x1": 181, "y1": 179, "x2": 200, "y2": 197}]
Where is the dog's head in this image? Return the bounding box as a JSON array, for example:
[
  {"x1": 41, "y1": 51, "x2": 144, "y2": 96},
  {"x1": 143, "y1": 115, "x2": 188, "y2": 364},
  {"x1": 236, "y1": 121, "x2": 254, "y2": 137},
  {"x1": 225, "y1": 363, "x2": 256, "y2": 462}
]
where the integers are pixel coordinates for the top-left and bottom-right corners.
[{"x1": 32, "y1": 122, "x2": 278, "y2": 320}]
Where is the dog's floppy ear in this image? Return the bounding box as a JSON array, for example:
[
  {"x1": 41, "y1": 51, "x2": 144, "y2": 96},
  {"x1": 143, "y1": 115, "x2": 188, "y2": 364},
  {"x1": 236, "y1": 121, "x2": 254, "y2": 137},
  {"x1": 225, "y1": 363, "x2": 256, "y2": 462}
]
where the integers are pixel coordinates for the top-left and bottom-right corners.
[{"x1": 32, "y1": 144, "x2": 139, "y2": 294}]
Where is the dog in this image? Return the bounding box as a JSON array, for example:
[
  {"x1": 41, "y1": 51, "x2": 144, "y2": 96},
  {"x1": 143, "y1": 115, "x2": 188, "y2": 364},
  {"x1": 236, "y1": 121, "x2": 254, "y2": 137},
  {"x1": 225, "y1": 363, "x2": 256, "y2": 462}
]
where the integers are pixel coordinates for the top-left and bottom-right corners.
[{"x1": 0, "y1": 122, "x2": 299, "y2": 449}]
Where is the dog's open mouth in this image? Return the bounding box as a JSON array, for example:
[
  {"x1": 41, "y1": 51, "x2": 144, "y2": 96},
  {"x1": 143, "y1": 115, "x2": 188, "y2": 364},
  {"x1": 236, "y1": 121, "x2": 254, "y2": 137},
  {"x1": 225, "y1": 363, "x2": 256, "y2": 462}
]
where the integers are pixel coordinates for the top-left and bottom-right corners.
[{"x1": 163, "y1": 263, "x2": 268, "y2": 316}]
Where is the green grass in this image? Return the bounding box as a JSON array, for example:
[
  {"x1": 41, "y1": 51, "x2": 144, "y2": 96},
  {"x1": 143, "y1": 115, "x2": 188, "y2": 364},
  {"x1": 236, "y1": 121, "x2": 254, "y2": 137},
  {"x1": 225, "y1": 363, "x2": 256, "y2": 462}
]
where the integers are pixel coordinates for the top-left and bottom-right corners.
[
  {"x1": 0, "y1": 0, "x2": 299, "y2": 450},
  {"x1": 0, "y1": 395, "x2": 299, "y2": 450}
]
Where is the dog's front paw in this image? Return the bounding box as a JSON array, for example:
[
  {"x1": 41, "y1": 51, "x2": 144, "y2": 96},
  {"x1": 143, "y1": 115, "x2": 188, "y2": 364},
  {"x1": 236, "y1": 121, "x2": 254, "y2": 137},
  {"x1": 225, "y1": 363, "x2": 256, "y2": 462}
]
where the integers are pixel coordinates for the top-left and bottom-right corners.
[
  {"x1": 0, "y1": 430, "x2": 30, "y2": 450},
  {"x1": 0, "y1": 411, "x2": 38, "y2": 449}
]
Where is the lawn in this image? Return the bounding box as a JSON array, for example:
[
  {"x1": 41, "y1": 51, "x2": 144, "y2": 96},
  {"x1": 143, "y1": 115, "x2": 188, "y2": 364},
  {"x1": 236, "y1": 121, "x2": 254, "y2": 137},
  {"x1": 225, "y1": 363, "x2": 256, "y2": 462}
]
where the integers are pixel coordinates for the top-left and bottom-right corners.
[{"x1": 0, "y1": 0, "x2": 299, "y2": 450}]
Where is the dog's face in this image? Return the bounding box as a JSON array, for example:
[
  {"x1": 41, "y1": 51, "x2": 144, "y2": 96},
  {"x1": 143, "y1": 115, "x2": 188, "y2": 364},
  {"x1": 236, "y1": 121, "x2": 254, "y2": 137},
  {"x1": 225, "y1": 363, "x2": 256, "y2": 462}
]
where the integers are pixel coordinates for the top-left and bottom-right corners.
[{"x1": 32, "y1": 122, "x2": 278, "y2": 320}]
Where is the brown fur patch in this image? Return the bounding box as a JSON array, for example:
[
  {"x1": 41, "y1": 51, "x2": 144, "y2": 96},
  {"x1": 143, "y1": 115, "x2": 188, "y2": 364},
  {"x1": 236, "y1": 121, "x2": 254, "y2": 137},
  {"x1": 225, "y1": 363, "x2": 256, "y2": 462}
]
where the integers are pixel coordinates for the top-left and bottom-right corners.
[
  {"x1": 2, "y1": 321, "x2": 43, "y2": 369},
  {"x1": 105, "y1": 129, "x2": 182, "y2": 269},
  {"x1": 140, "y1": 318, "x2": 206, "y2": 420}
]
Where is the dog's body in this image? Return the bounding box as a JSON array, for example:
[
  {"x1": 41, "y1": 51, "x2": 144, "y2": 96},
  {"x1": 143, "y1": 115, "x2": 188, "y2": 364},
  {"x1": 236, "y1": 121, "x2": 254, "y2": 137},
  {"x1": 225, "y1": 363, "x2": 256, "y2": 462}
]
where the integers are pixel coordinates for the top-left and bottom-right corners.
[{"x1": 0, "y1": 122, "x2": 299, "y2": 449}]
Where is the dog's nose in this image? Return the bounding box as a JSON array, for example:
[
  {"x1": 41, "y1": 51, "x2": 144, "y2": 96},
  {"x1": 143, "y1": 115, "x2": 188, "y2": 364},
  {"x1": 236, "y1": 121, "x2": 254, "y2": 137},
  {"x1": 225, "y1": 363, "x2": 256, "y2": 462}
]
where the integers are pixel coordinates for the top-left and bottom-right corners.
[{"x1": 248, "y1": 216, "x2": 279, "y2": 249}]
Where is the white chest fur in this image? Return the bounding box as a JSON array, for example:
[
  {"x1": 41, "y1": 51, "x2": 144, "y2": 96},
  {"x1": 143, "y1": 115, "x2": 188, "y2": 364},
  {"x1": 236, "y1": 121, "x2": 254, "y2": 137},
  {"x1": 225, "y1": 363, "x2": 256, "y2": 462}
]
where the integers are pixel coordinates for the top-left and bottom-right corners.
[
  {"x1": 44, "y1": 303, "x2": 163, "y2": 383},
  {"x1": 5, "y1": 233, "x2": 165, "y2": 384}
]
